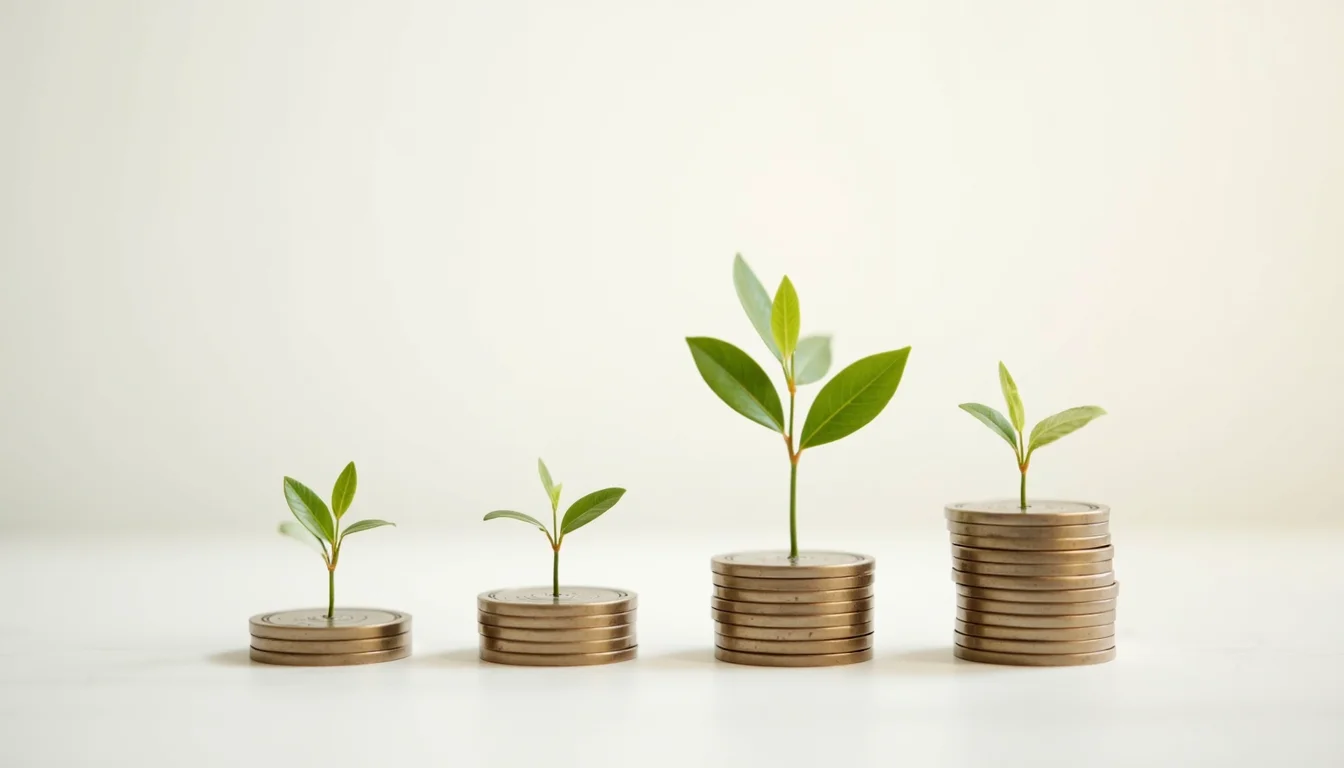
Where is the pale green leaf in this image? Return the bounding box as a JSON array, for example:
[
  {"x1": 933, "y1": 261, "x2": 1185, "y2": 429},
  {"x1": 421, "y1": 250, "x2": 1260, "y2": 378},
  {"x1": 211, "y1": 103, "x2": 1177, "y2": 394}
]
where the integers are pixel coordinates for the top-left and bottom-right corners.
[
  {"x1": 340, "y1": 518, "x2": 395, "y2": 541},
  {"x1": 770, "y1": 276, "x2": 800, "y2": 365},
  {"x1": 560, "y1": 488, "x2": 627, "y2": 536},
  {"x1": 538, "y1": 458, "x2": 561, "y2": 511},
  {"x1": 284, "y1": 476, "x2": 335, "y2": 544},
  {"x1": 483, "y1": 510, "x2": 550, "y2": 535},
  {"x1": 1028, "y1": 406, "x2": 1107, "y2": 456},
  {"x1": 999, "y1": 362, "x2": 1025, "y2": 433},
  {"x1": 686, "y1": 337, "x2": 785, "y2": 432},
  {"x1": 793, "y1": 335, "x2": 832, "y2": 386},
  {"x1": 732, "y1": 254, "x2": 782, "y2": 361},
  {"x1": 800, "y1": 347, "x2": 911, "y2": 449},
  {"x1": 331, "y1": 461, "x2": 357, "y2": 520},
  {"x1": 958, "y1": 403, "x2": 1018, "y2": 451},
  {"x1": 278, "y1": 521, "x2": 325, "y2": 556}
]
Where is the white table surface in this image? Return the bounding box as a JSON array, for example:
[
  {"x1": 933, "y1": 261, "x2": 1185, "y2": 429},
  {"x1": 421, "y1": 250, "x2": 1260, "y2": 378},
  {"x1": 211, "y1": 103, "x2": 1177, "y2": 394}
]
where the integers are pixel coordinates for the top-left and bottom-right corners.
[{"x1": 1, "y1": 526, "x2": 1341, "y2": 767}]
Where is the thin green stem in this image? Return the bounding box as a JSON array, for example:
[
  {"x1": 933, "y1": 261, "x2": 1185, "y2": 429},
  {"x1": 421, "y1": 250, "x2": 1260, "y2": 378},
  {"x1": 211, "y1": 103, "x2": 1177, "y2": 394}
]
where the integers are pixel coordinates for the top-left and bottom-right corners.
[
  {"x1": 1019, "y1": 470, "x2": 1027, "y2": 511},
  {"x1": 552, "y1": 546, "x2": 560, "y2": 597},
  {"x1": 787, "y1": 385, "x2": 798, "y2": 559},
  {"x1": 327, "y1": 567, "x2": 335, "y2": 618}
]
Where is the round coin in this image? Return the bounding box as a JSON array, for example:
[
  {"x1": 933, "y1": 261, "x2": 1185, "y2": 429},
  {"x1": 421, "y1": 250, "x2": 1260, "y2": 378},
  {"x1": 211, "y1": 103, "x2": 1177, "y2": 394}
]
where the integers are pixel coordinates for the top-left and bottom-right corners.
[
  {"x1": 954, "y1": 631, "x2": 1115, "y2": 655},
  {"x1": 477, "y1": 587, "x2": 636, "y2": 617},
  {"x1": 476, "y1": 610, "x2": 636, "y2": 629},
  {"x1": 249, "y1": 608, "x2": 411, "y2": 641},
  {"x1": 956, "y1": 583, "x2": 1120, "y2": 603},
  {"x1": 945, "y1": 500, "x2": 1110, "y2": 526},
  {"x1": 712, "y1": 609, "x2": 872, "y2": 628},
  {"x1": 957, "y1": 608, "x2": 1116, "y2": 629},
  {"x1": 478, "y1": 625, "x2": 634, "y2": 642},
  {"x1": 715, "y1": 647, "x2": 873, "y2": 667},
  {"x1": 712, "y1": 585, "x2": 874, "y2": 604},
  {"x1": 946, "y1": 521, "x2": 1110, "y2": 539},
  {"x1": 952, "y1": 558, "x2": 1113, "y2": 577},
  {"x1": 715, "y1": 622, "x2": 873, "y2": 641},
  {"x1": 711, "y1": 596, "x2": 874, "y2": 616},
  {"x1": 951, "y1": 570, "x2": 1117, "y2": 591},
  {"x1": 250, "y1": 634, "x2": 410, "y2": 654},
  {"x1": 712, "y1": 574, "x2": 874, "y2": 591},
  {"x1": 711, "y1": 551, "x2": 875, "y2": 579},
  {"x1": 954, "y1": 645, "x2": 1115, "y2": 666},
  {"x1": 952, "y1": 545, "x2": 1114, "y2": 565},
  {"x1": 950, "y1": 534, "x2": 1112, "y2": 551},
  {"x1": 479, "y1": 636, "x2": 636, "y2": 655},
  {"x1": 249, "y1": 646, "x2": 410, "y2": 666},
  {"x1": 479, "y1": 647, "x2": 636, "y2": 666},
  {"x1": 958, "y1": 596, "x2": 1118, "y2": 616},
  {"x1": 716, "y1": 633, "x2": 873, "y2": 655},
  {"x1": 955, "y1": 620, "x2": 1115, "y2": 642}
]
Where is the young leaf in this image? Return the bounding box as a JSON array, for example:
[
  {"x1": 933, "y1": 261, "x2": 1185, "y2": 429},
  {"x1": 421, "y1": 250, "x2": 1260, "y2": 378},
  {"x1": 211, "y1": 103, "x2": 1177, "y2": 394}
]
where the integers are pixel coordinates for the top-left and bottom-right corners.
[
  {"x1": 278, "y1": 521, "x2": 326, "y2": 555},
  {"x1": 732, "y1": 254, "x2": 782, "y2": 361},
  {"x1": 284, "y1": 477, "x2": 335, "y2": 544},
  {"x1": 560, "y1": 487, "x2": 627, "y2": 536},
  {"x1": 538, "y1": 458, "x2": 561, "y2": 511},
  {"x1": 1028, "y1": 406, "x2": 1107, "y2": 455},
  {"x1": 340, "y1": 519, "x2": 395, "y2": 541},
  {"x1": 800, "y1": 347, "x2": 911, "y2": 449},
  {"x1": 331, "y1": 461, "x2": 357, "y2": 520},
  {"x1": 686, "y1": 337, "x2": 785, "y2": 432},
  {"x1": 770, "y1": 276, "x2": 800, "y2": 364},
  {"x1": 958, "y1": 403, "x2": 1018, "y2": 450},
  {"x1": 484, "y1": 510, "x2": 550, "y2": 535},
  {"x1": 793, "y1": 335, "x2": 832, "y2": 386},
  {"x1": 998, "y1": 362, "x2": 1025, "y2": 433}
]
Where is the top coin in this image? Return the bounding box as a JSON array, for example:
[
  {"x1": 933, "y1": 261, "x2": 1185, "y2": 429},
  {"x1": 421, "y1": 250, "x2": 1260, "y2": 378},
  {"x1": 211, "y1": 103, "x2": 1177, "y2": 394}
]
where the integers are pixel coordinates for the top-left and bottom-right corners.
[
  {"x1": 249, "y1": 608, "x2": 411, "y2": 641},
  {"x1": 478, "y1": 586, "x2": 637, "y2": 617},
  {"x1": 945, "y1": 500, "x2": 1109, "y2": 526},
  {"x1": 710, "y1": 551, "x2": 875, "y2": 579}
]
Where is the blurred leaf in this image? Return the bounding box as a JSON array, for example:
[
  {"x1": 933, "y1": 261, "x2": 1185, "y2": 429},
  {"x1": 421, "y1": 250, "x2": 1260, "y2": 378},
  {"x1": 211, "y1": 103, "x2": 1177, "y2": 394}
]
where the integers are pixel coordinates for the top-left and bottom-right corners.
[
  {"x1": 732, "y1": 254, "x2": 782, "y2": 361},
  {"x1": 800, "y1": 347, "x2": 911, "y2": 449},
  {"x1": 278, "y1": 521, "x2": 325, "y2": 555},
  {"x1": 770, "y1": 276, "x2": 800, "y2": 365},
  {"x1": 560, "y1": 488, "x2": 627, "y2": 536},
  {"x1": 1028, "y1": 406, "x2": 1107, "y2": 455},
  {"x1": 538, "y1": 458, "x2": 561, "y2": 511},
  {"x1": 331, "y1": 461, "x2": 357, "y2": 520},
  {"x1": 284, "y1": 477, "x2": 335, "y2": 544},
  {"x1": 484, "y1": 510, "x2": 550, "y2": 536},
  {"x1": 959, "y1": 403, "x2": 1018, "y2": 451},
  {"x1": 686, "y1": 337, "x2": 785, "y2": 432},
  {"x1": 998, "y1": 362, "x2": 1025, "y2": 433},
  {"x1": 340, "y1": 518, "x2": 395, "y2": 541},
  {"x1": 793, "y1": 335, "x2": 832, "y2": 386}
]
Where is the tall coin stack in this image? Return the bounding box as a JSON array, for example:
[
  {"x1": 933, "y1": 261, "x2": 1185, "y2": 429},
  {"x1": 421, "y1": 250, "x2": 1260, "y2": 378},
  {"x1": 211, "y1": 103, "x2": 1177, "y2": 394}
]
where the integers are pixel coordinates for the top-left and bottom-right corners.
[
  {"x1": 946, "y1": 500, "x2": 1118, "y2": 666},
  {"x1": 711, "y1": 551, "x2": 876, "y2": 667},
  {"x1": 248, "y1": 608, "x2": 412, "y2": 666},
  {"x1": 477, "y1": 587, "x2": 638, "y2": 666}
]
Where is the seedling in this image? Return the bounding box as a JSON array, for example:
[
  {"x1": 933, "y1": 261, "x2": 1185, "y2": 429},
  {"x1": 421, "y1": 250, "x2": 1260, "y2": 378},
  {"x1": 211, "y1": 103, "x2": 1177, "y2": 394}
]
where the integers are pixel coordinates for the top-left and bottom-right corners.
[
  {"x1": 278, "y1": 461, "x2": 395, "y2": 618},
  {"x1": 686, "y1": 254, "x2": 911, "y2": 559},
  {"x1": 959, "y1": 362, "x2": 1107, "y2": 510},
  {"x1": 484, "y1": 459, "x2": 627, "y2": 597}
]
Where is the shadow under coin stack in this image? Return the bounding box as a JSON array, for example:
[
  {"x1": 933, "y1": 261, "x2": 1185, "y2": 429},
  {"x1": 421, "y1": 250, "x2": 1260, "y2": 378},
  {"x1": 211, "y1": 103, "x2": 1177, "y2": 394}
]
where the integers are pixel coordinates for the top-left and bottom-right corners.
[
  {"x1": 711, "y1": 551, "x2": 876, "y2": 667},
  {"x1": 477, "y1": 587, "x2": 638, "y2": 666},
  {"x1": 946, "y1": 500, "x2": 1118, "y2": 666},
  {"x1": 248, "y1": 608, "x2": 412, "y2": 666}
]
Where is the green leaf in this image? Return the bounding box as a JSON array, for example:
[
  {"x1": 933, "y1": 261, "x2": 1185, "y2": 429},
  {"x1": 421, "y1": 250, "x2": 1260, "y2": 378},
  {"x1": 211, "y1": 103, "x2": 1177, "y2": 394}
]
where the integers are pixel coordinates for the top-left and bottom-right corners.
[
  {"x1": 685, "y1": 337, "x2": 785, "y2": 432},
  {"x1": 1028, "y1": 406, "x2": 1107, "y2": 456},
  {"x1": 800, "y1": 347, "x2": 911, "y2": 449},
  {"x1": 560, "y1": 487, "x2": 627, "y2": 536},
  {"x1": 331, "y1": 461, "x2": 357, "y2": 520},
  {"x1": 732, "y1": 254, "x2": 782, "y2": 361},
  {"x1": 284, "y1": 477, "x2": 335, "y2": 544},
  {"x1": 278, "y1": 521, "x2": 326, "y2": 555},
  {"x1": 998, "y1": 362, "x2": 1025, "y2": 433},
  {"x1": 793, "y1": 335, "x2": 832, "y2": 386},
  {"x1": 770, "y1": 276, "x2": 800, "y2": 365},
  {"x1": 538, "y1": 458, "x2": 561, "y2": 511},
  {"x1": 483, "y1": 510, "x2": 550, "y2": 535},
  {"x1": 340, "y1": 518, "x2": 395, "y2": 541},
  {"x1": 958, "y1": 403, "x2": 1018, "y2": 451}
]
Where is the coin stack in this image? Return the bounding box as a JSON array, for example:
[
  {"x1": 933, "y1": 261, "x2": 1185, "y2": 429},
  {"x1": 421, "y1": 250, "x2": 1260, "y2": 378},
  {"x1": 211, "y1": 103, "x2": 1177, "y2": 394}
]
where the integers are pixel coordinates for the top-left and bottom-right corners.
[
  {"x1": 710, "y1": 551, "x2": 875, "y2": 667},
  {"x1": 477, "y1": 586, "x2": 637, "y2": 666},
  {"x1": 248, "y1": 608, "x2": 412, "y2": 666},
  {"x1": 946, "y1": 500, "x2": 1118, "y2": 666}
]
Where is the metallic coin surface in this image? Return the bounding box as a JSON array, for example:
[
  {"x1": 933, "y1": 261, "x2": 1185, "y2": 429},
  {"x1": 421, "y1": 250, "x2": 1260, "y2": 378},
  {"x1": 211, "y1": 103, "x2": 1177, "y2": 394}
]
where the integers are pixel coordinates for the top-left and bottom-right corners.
[
  {"x1": 478, "y1": 624, "x2": 634, "y2": 642},
  {"x1": 955, "y1": 620, "x2": 1115, "y2": 641},
  {"x1": 249, "y1": 633, "x2": 410, "y2": 654},
  {"x1": 954, "y1": 631, "x2": 1115, "y2": 655},
  {"x1": 479, "y1": 647, "x2": 637, "y2": 666},
  {"x1": 479, "y1": 635, "x2": 637, "y2": 655},
  {"x1": 477, "y1": 587, "x2": 636, "y2": 617},
  {"x1": 712, "y1": 585, "x2": 874, "y2": 604},
  {"x1": 476, "y1": 610, "x2": 636, "y2": 629},
  {"x1": 945, "y1": 500, "x2": 1110, "y2": 526},
  {"x1": 715, "y1": 622, "x2": 874, "y2": 641},
  {"x1": 249, "y1": 645, "x2": 411, "y2": 666},
  {"x1": 957, "y1": 596, "x2": 1118, "y2": 616},
  {"x1": 712, "y1": 609, "x2": 872, "y2": 628},
  {"x1": 249, "y1": 608, "x2": 411, "y2": 641},
  {"x1": 957, "y1": 608, "x2": 1116, "y2": 629},
  {"x1": 952, "y1": 545, "x2": 1114, "y2": 565},
  {"x1": 956, "y1": 583, "x2": 1120, "y2": 603},
  {"x1": 716, "y1": 633, "x2": 873, "y2": 655},
  {"x1": 950, "y1": 534, "x2": 1112, "y2": 551},
  {"x1": 952, "y1": 558, "x2": 1113, "y2": 577},
  {"x1": 712, "y1": 574, "x2": 874, "y2": 591},
  {"x1": 951, "y1": 570, "x2": 1117, "y2": 591},
  {"x1": 946, "y1": 521, "x2": 1110, "y2": 539},
  {"x1": 711, "y1": 551, "x2": 875, "y2": 579},
  {"x1": 711, "y1": 596, "x2": 874, "y2": 616},
  {"x1": 954, "y1": 645, "x2": 1116, "y2": 666},
  {"x1": 715, "y1": 647, "x2": 873, "y2": 667}
]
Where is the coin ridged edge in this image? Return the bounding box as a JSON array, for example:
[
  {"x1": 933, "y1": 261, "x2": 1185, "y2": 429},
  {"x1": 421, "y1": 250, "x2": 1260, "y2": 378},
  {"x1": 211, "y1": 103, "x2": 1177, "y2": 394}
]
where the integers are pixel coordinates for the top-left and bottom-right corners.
[
  {"x1": 954, "y1": 645, "x2": 1116, "y2": 666},
  {"x1": 248, "y1": 608, "x2": 412, "y2": 641},
  {"x1": 249, "y1": 646, "x2": 411, "y2": 666},
  {"x1": 945, "y1": 500, "x2": 1110, "y2": 526},
  {"x1": 714, "y1": 647, "x2": 874, "y2": 667},
  {"x1": 479, "y1": 647, "x2": 637, "y2": 666}
]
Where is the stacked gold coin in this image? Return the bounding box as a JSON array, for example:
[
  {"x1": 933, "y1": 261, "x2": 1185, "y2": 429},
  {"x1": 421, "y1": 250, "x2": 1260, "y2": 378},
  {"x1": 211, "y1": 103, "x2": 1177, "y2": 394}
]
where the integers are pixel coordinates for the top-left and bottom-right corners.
[
  {"x1": 248, "y1": 608, "x2": 412, "y2": 666},
  {"x1": 946, "y1": 500, "x2": 1118, "y2": 666},
  {"x1": 477, "y1": 586, "x2": 637, "y2": 666},
  {"x1": 710, "y1": 551, "x2": 875, "y2": 667}
]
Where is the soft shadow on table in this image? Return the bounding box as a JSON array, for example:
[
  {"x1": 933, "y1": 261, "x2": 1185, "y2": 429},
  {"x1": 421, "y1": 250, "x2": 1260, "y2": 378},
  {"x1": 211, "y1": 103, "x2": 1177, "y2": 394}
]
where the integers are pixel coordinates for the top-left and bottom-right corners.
[
  {"x1": 413, "y1": 648, "x2": 484, "y2": 667},
  {"x1": 206, "y1": 649, "x2": 253, "y2": 667},
  {"x1": 873, "y1": 646, "x2": 1003, "y2": 676},
  {"x1": 640, "y1": 647, "x2": 717, "y2": 668}
]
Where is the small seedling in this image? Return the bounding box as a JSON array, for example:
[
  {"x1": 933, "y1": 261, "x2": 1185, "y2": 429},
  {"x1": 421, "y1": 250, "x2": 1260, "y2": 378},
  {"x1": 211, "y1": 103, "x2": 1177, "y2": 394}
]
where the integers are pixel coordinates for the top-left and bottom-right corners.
[
  {"x1": 959, "y1": 362, "x2": 1107, "y2": 510},
  {"x1": 686, "y1": 254, "x2": 911, "y2": 558},
  {"x1": 278, "y1": 461, "x2": 395, "y2": 618},
  {"x1": 484, "y1": 459, "x2": 626, "y2": 597}
]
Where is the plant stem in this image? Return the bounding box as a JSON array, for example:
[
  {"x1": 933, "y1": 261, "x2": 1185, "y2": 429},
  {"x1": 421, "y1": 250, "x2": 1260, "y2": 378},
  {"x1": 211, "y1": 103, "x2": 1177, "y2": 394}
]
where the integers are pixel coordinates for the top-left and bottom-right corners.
[
  {"x1": 327, "y1": 567, "x2": 335, "y2": 619},
  {"x1": 787, "y1": 385, "x2": 798, "y2": 559},
  {"x1": 552, "y1": 546, "x2": 560, "y2": 597},
  {"x1": 1019, "y1": 470, "x2": 1027, "y2": 511}
]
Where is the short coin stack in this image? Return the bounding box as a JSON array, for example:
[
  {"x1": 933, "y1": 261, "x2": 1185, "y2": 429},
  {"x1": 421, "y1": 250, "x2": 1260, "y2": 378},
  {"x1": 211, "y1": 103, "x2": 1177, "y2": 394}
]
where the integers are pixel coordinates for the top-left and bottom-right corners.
[
  {"x1": 477, "y1": 586, "x2": 637, "y2": 666},
  {"x1": 711, "y1": 551, "x2": 876, "y2": 667},
  {"x1": 248, "y1": 608, "x2": 412, "y2": 666},
  {"x1": 946, "y1": 500, "x2": 1118, "y2": 666}
]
